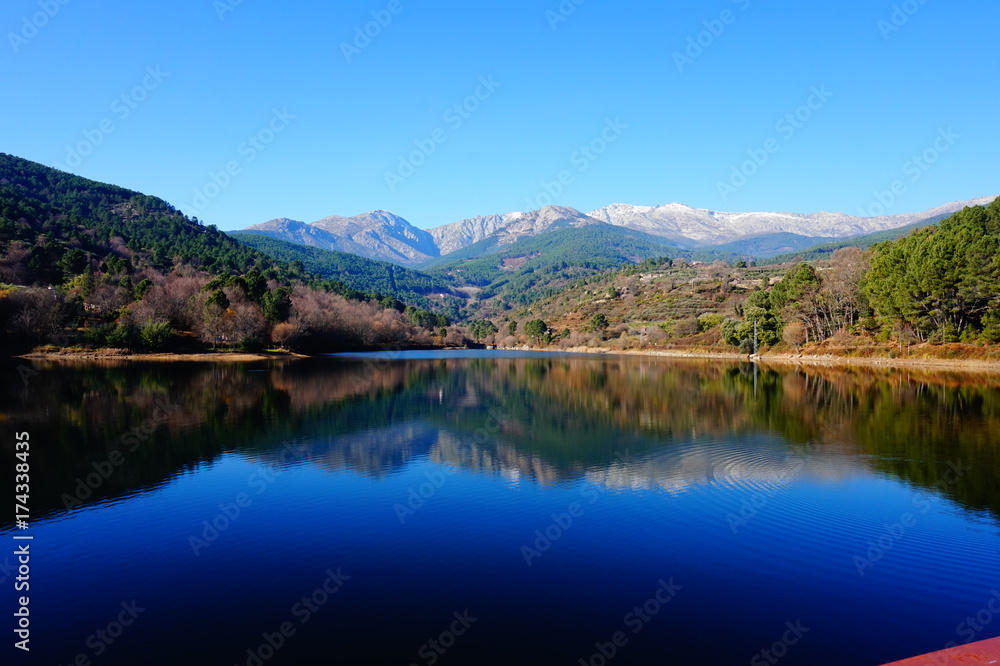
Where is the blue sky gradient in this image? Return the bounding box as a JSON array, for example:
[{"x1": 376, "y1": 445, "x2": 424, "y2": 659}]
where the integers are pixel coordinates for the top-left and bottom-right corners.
[{"x1": 2, "y1": 0, "x2": 997, "y2": 230}]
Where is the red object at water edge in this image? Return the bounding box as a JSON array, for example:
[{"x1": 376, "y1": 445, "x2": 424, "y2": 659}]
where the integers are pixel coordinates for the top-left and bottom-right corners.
[{"x1": 880, "y1": 637, "x2": 1000, "y2": 665}]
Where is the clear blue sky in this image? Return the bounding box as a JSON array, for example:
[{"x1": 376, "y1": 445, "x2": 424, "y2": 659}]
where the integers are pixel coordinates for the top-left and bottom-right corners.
[{"x1": 2, "y1": 0, "x2": 997, "y2": 231}]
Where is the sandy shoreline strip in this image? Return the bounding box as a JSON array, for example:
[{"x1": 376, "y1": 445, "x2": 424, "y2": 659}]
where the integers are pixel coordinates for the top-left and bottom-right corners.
[
  {"x1": 16, "y1": 351, "x2": 306, "y2": 363},
  {"x1": 559, "y1": 347, "x2": 1000, "y2": 374},
  {"x1": 14, "y1": 347, "x2": 1000, "y2": 373}
]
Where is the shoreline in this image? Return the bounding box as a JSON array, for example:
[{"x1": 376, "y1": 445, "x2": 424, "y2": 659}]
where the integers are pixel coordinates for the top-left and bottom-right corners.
[
  {"x1": 13, "y1": 346, "x2": 1000, "y2": 374},
  {"x1": 15, "y1": 350, "x2": 308, "y2": 363},
  {"x1": 558, "y1": 346, "x2": 1000, "y2": 374}
]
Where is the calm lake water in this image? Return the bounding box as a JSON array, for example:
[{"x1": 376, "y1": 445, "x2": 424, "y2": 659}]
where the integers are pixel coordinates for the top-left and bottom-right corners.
[{"x1": 2, "y1": 351, "x2": 999, "y2": 665}]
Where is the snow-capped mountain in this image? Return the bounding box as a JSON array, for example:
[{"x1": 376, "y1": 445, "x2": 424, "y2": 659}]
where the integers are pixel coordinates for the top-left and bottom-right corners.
[
  {"x1": 238, "y1": 196, "x2": 997, "y2": 266},
  {"x1": 586, "y1": 197, "x2": 999, "y2": 247},
  {"x1": 429, "y1": 205, "x2": 601, "y2": 256},
  {"x1": 244, "y1": 210, "x2": 439, "y2": 265}
]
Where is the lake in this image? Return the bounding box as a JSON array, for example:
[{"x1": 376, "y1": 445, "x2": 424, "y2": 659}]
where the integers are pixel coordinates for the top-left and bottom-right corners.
[{"x1": 2, "y1": 351, "x2": 999, "y2": 665}]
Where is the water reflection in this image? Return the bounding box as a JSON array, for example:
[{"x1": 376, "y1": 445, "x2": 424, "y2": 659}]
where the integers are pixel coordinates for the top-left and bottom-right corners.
[{"x1": 4, "y1": 354, "x2": 999, "y2": 526}]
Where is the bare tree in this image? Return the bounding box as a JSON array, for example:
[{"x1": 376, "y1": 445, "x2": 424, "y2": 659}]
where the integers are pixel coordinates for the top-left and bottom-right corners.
[
  {"x1": 783, "y1": 321, "x2": 807, "y2": 352},
  {"x1": 138, "y1": 274, "x2": 207, "y2": 330},
  {"x1": 816, "y1": 247, "x2": 870, "y2": 337},
  {"x1": 5, "y1": 287, "x2": 72, "y2": 346},
  {"x1": 271, "y1": 321, "x2": 300, "y2": 350},
  {"x1": 892, "y1": 320, "x2": 917, "y2": 354},
  {"x1": 86, "y1": 283, "x2": 130, "y2": 319},
  {"x1": 230, "y1": 300, "x2": 267, "y2": 348},
  {"x1": 0, "y1": 242, "x2": 31, "y2": 284}
]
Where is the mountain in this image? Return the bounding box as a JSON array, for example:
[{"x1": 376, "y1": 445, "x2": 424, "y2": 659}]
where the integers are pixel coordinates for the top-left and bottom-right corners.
[
  {"x1": 240, "y1": 218, "x2": 344, "y2": 250},
  {"x1": 765, "y1": 218, "x2": 950, "y2": 264},
  {"x1": 428, "y1": 206, "x2": 602, "y2": 256},
  {"x1": 586, "y1": 197, "x2": 997, "y2": 247},
  {"x1": 245, "y1": 197, "x2": 997, "y2": 267},
  {"x1": 311, "y1": 210, "x2": 440, "y2": 263},
  {"x1": 243, "y1": 210, "x2": 439, "y2": 265},
  {"x1": 242, "y1": 206, "x2": 603, "y2": 268}
]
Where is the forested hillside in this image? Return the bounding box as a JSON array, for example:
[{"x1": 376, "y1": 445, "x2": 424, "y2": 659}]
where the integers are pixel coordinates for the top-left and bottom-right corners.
[
  {"x1": 230, "y1": 232, "x2": 463, "y2": 316},
  {"x1": 483, "y1": 200, "x2": 1000, "y2": 357},
  {"x1": 426, "y1": 225, "x2": 682, "y2": 313},
  {"x1": 865, "y1": 200, "x2": 1000, "y2": 343},
  {"x1": 0, "y1": 153, "x2": 271, "y2": 280},
  {"x1": 0, "y1": 154, "x2": 446, "y2": 353}
]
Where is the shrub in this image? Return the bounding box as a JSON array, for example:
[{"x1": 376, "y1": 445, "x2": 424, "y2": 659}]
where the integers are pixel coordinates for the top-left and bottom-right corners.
[
  {"x1": 84, "y1": 322, "x2": 137, "y2": 349},
  {"x1": 139, "y1": 322, "x2": 174, "y2": 350},
  {"x1": 106, "y1": 323, "x2": 137, "y2": 348},
  {"x1": 698, "y1": 313, "x2": 725, "y2": 332},
  {"x1": 673, "y1": 317, "x2": 700, "y2": 338}
]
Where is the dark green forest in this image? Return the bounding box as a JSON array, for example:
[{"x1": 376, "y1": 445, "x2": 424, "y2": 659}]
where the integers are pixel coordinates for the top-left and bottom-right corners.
[
  {"x1": 0, "y1": 152, "x2": 274, "y2": 280},
  {"x1": 865, "y1": 199, "x2": 1000, "y2": 342}
]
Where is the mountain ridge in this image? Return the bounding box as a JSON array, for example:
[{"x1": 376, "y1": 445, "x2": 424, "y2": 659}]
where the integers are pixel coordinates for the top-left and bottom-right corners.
[
  {"x1": 586, "y1": 197, "x2": 998, "y2": 246},
  {"x1": 240, "y1": 196, "x2": 998, "y2": 267},
  {"x1": 245, "y1": 210, "x2": 440, "y2": 265}
]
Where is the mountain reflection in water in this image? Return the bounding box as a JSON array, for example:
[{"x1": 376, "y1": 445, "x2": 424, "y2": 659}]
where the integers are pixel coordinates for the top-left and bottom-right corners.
[{"x1": 5, "y1": 354, "x2": 997, "y2": 524}]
